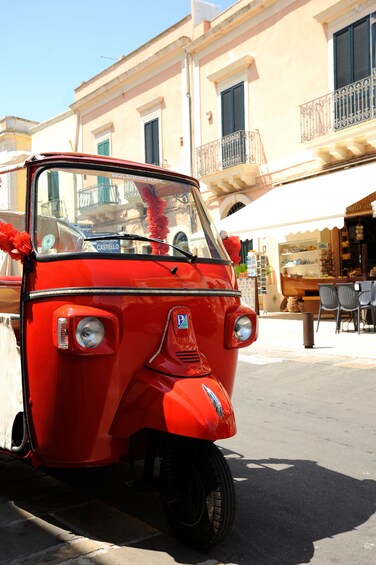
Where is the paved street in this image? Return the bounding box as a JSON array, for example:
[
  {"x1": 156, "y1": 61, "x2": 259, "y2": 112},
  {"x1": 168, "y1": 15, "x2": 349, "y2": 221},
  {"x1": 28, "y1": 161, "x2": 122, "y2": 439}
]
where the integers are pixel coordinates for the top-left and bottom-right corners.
[{"x1": 0, "y1": 315, "x2": 375, "y2": 564}]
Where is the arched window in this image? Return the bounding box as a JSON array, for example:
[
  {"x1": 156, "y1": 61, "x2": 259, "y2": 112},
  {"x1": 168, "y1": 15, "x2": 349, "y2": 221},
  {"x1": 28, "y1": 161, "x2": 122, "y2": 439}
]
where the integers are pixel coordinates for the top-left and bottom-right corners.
[
  {"x1": 227, "y1": 202, "x2": 245, "y2": 216},
  {"x1": 173, "y1": 231, "x2": 189, "y2": 257}
]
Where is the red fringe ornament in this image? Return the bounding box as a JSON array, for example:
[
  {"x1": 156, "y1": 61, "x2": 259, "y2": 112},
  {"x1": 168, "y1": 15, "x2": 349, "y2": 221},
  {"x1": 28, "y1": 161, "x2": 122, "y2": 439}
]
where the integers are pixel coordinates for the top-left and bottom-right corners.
[
  {"x1": 223, "y1": 235, "x2": 241, "y2": 265},
  {"x1": 139, "y1": 186, "x2": 170, "y2": 255},
  {"x1": 0, "y1": 222, "x2": 33, "y2": 262}
]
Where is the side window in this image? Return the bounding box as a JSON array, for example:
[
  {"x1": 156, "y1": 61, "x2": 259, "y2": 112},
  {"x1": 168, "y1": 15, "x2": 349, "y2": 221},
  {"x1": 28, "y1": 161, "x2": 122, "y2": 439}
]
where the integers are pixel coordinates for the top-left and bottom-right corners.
[
  {"x1": 334, "y1": 16, "x2": 371, "y2": 89},
  {"x1": 144, "y1": 118, "x2": 160, "y2": 166},
  {"x1": 221, "y1": 82, "x2": 245, "y2": 168},
  {"x1": 333, "y1": 14, "x2": 376, "y2": 129},
  {"x1": 221, "y1": 82, "x2": 245, "y2": 136}
]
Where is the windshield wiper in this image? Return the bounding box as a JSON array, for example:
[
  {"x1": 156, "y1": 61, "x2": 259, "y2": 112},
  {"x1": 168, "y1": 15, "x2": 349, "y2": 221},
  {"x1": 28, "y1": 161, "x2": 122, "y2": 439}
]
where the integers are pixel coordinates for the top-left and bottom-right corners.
[{"x1": 85, "y1": 233, "x2": 197, "y2": 263}]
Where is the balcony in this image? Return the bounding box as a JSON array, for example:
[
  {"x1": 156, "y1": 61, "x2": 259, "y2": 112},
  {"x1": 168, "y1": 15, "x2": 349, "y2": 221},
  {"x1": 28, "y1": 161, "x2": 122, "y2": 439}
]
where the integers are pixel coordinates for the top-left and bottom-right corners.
[
  {"x1": 300, "y1": 69, "x2": 376, "y2": 163},
  {"x1": 40, "y1": 199, "x2": 67, "y2": 219},
  {"x1": 77, "y1": 183, "x2": 120, "y2": 221},
  {"x1": 196, "y1": 130, "x2": 262, "y2": 194}
]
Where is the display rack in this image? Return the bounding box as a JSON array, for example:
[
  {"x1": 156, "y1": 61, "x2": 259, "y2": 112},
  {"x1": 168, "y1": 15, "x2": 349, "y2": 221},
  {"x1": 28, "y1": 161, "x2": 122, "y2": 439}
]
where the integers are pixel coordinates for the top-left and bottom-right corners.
[{"x1": 279, "y1": 239, "x2": 320, "y2": 277}]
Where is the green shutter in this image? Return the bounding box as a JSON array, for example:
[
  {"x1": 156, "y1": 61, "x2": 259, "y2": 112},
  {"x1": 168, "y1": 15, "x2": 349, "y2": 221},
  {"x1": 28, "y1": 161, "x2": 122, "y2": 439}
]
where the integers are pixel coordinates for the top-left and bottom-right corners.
[
  {"x1": 144, "y1": 119, "x2": 160, "y2": 165},
  {"x1": 221, "y1": 82, "x2": 244, "y2": 136},
  {"x1": 97, "y1": 139, "x2": 110, "y2": 203},
  {"x1": 334, "y1": 16, "x2": 370, "y2": 88}
]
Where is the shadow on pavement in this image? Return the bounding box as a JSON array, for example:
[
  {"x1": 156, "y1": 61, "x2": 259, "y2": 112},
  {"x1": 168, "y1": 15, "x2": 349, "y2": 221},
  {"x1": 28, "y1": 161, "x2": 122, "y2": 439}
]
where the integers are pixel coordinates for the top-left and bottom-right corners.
[
  {"x1": 1, "y1": 450, "x2": 375, "y2": 564},
  {"x1": 213, "y1": 450, "x2": 376, "y2": 565}
]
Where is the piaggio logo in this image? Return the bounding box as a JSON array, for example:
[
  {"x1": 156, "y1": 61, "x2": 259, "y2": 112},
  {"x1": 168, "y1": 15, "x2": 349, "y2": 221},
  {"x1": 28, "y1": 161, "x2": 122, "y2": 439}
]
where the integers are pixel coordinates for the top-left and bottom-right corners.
[{"x1": 177, "y1": 314, "x2": 188, "y2": 329}]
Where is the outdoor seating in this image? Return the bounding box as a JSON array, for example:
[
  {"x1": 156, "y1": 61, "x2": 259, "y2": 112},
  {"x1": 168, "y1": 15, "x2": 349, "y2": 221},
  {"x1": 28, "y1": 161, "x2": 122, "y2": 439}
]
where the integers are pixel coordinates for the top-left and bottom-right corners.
[
  {"x1": 337, "y1": 283, "x2": 374, "y2": 334},
  {"x1": 316, "y1": 284, "x2": 340, "y2": 332},
  {"x1": 355, "y1": 280, "x2": 373, "y2": 307},
  {"x1": 369, "y1": 283, "x2": 376, "y2": 329}
]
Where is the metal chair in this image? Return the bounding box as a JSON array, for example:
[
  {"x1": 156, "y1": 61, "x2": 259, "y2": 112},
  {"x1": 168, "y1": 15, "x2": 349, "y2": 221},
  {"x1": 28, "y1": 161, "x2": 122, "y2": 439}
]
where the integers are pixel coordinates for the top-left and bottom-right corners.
[
  {"x1": 355, "y1": 280, "x2": 373, "y2": 307},
  {"x1": 369, "y1": 282, "x2": 376, "y2": 331},
  {"x1": 337, "y1": 284, "x2": 374, "y2": 334},
  {"x1": 316, "y1": 284, "x2": 340, "y2": 332}
]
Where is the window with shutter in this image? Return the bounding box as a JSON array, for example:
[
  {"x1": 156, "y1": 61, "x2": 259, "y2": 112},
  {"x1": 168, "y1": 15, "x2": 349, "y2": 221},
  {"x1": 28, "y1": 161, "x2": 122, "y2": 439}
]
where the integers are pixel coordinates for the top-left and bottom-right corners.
[
  {"x1": 144, "y1": 118, "x2": 160, "y2": 166},
  {"x1": 334, "y1": 14, "x2": 376, "y2": 128},
  {"x1": 97, "y1": 139, "x2": 110, "y2": 203},
  {"x1": 221, "y1": 82, "x2": 245, "y2": 168}
]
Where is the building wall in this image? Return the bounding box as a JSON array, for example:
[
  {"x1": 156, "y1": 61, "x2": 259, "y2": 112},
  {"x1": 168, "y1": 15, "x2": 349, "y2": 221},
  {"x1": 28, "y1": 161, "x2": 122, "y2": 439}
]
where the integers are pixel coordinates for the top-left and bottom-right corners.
[
  {"x1": 195, "y1": 0, "x2": 329, "y2": 167},
  {"x1": 30, "y1": 110, "x2": 78, "y2": 153},
  {"x1": 0, "y1": 116, "x2": 38, "y2": 211}
]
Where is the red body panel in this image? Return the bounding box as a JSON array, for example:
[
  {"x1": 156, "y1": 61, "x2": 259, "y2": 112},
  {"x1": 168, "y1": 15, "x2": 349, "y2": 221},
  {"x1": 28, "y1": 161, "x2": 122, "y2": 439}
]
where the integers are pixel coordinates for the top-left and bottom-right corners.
[
  {"x1": 0, "y1": 153, "x2": 258, "y2": 468},
  {"x1": 23, "y1": 257, "x2": 240, "y2": 466},
  {"x1": 110, "y1": 369, "x2": 236, "y2": 440}
]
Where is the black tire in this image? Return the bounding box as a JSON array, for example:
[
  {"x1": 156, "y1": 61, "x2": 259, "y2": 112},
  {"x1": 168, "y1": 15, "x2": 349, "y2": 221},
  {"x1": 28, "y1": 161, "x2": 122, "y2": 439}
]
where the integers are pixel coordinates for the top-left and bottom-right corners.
[{"x1": 160, "y1": 437, "x2": 235, "y2": 549}]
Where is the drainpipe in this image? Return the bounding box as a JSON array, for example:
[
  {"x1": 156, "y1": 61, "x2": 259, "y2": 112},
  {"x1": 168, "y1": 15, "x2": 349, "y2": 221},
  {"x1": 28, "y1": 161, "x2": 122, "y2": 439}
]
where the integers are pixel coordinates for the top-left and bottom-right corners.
[{"x1": 185, "y1": 50, "x2": 194, "y2": 177}]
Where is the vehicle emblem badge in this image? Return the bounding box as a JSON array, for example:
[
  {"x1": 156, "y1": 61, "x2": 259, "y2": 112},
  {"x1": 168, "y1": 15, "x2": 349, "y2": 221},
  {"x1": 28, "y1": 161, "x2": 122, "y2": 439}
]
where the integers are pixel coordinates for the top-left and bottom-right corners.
[
  {"x1": 202, "y1": 384, "x2": 223, "y2": 419},
  {"x1": 177, "y1": 314, "x2": 188, "y2": 329}
]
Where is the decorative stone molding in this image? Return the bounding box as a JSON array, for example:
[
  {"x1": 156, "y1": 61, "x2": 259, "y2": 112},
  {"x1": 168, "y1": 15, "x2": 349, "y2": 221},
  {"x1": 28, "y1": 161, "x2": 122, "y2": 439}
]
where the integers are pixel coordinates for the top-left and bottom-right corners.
[{"x1": 207, "y1": 55, "x2": 253, "y2": 83}]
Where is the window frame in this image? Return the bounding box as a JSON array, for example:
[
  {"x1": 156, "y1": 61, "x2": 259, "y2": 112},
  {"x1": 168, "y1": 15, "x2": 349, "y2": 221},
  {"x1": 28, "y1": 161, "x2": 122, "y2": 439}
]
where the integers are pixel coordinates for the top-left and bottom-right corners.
[{"x1": 144, "y1": 117, "x2": 160, "y2": 166}]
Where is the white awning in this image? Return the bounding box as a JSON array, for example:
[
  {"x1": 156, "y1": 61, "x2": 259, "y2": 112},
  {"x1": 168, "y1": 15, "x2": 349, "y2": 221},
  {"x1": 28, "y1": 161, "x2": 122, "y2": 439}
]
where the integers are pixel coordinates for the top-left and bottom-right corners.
[
  {"x1": 218, "y1": 160, "x2": 376, "y2": 240},
  {"x1": 0, "y1": 151, "x2": 32, "y2": 175}
]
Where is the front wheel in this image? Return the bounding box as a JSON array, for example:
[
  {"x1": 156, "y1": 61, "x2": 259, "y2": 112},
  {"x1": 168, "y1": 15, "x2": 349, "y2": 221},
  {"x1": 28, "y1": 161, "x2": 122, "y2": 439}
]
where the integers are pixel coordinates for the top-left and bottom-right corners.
[{"x1": 160, "y1": 437, "x2": 235, "y2": 549}]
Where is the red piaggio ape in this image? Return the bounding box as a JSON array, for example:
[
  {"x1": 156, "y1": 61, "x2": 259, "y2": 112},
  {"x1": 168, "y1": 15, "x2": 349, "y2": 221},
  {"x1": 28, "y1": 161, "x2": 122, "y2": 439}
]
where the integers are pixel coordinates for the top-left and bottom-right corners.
[{"x1": 0, "y1": 153, "x2": 257, "y2": 548}]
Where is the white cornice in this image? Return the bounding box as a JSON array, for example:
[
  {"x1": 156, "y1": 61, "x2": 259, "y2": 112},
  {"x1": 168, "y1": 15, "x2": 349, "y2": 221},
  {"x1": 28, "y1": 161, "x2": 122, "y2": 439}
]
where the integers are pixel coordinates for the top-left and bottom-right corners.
[
  {"x1": 91, "y1": 121, "x2": 114, "y2": 136},
  {"x1": 136, "y1": 96, "x2": 164, "y2": 115},
  {"x1": 314, "y1": 0, "x2": 375, "y2": 24},
  {"x1": 207, "y1": 54, "x2": 254, "y2": 83}
]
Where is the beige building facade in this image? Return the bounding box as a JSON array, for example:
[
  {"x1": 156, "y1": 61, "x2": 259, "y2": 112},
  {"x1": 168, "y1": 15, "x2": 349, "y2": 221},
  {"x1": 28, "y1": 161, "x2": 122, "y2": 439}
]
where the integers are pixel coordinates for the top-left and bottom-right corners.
[
  {"x1": 3, "y1": 0, "x2": 376, "y2": 311},
  {"x1": 0, "y1": 116, "x2": 38, "y2": 211}
]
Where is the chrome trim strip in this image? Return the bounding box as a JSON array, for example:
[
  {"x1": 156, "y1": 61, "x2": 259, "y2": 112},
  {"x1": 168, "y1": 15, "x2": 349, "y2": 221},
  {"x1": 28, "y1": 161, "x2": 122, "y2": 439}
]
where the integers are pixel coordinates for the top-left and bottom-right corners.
[{"x1": 26, "y1": 287, "x2": 241, "y2": 300}]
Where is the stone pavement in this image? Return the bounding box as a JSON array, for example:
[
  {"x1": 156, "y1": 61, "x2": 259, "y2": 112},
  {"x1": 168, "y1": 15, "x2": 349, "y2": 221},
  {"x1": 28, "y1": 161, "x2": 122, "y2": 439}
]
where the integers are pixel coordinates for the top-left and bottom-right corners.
[
  {"x1": 0, "y1": 454, "x2": 216, "y2": 565},
  {"x1": 0, "y1": 312, "x2": 375, "y2": 565},
  {"x1": 240, "y1": 312, "x2": 376, "y2": 368}
]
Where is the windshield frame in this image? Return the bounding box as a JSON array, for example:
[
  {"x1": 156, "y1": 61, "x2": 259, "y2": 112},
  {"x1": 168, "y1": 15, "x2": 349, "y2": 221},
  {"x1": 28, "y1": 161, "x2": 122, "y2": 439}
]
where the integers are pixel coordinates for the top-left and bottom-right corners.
[{"x1": 30, "y1": 161, "x2": 229, "y2": 265}]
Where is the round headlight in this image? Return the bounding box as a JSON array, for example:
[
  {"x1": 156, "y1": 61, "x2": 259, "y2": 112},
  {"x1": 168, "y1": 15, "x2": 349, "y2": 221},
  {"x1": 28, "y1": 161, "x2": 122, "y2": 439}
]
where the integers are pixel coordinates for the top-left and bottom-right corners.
[
  {"x1": 76, "y1": 317, "x2": 105, "y2": 348},
  {"x1": 234, "y1": 315, "x2": 252, "y2": 341}
]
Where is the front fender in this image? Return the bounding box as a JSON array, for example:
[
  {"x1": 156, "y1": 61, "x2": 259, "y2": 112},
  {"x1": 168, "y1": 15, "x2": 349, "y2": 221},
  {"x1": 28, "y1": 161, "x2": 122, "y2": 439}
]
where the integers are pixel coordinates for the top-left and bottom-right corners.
[{"x1": 109, "y1": 369, "x2": 236, "y2": 441}]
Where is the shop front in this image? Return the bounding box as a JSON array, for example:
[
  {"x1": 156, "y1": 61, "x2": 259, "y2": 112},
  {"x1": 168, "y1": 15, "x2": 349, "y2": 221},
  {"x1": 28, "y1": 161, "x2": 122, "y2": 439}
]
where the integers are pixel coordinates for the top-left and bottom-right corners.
[{"x1": 218, "y1": 160, "x2": 376, "y2": 312}]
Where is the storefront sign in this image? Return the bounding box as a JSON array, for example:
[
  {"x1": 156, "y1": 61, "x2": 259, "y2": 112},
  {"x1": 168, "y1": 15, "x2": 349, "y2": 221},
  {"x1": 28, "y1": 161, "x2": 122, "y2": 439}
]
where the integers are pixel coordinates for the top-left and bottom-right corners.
[
  {"x1": 92, "y1": 240, "x2": 121, "y2": 253},
  {"x1": 346, "y1": 191, "x2": 376, "y2": 216}
]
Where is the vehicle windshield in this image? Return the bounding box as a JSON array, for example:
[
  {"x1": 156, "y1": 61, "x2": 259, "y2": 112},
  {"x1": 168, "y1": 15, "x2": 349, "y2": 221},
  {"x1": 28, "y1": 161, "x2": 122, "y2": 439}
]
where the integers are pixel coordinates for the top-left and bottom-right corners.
[{"x1": 33, "y1": 165, "x2": 226, "y2": 261}]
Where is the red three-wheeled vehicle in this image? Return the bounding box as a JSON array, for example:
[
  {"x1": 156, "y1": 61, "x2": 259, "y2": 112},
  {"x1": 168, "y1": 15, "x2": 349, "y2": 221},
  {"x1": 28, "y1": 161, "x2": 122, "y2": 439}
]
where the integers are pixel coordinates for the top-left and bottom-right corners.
[{"x1": 0, "y1": 153, "x2": 257, "y2": 548}]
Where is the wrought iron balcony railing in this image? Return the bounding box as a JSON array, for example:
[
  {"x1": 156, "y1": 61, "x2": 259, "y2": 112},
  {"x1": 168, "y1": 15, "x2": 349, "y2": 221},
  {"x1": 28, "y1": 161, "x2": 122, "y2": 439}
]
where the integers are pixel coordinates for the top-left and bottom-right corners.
[
  {"x1": 77, "y1": 183, "x2": 120, "y2": 211},
  {"x1": 300, "y1": 69, "x2": 376, "y2": 142},
  {"x1": 196, "y1": 130, "x2": 261, "y2": 177}
]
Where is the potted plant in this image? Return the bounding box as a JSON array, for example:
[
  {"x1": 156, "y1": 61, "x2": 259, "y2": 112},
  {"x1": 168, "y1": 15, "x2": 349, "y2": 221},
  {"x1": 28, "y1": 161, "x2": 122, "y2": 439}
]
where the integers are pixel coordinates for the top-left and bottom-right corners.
[{"x1": 235, "y1": 263, "x2": 248, "y2": 278}]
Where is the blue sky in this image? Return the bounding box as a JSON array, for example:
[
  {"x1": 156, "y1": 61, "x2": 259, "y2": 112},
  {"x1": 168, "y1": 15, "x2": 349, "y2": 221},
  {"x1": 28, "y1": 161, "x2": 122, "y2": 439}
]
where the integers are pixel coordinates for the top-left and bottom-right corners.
[{"x1": 1, "y1": 0, "x2": 235, "y2": 124}]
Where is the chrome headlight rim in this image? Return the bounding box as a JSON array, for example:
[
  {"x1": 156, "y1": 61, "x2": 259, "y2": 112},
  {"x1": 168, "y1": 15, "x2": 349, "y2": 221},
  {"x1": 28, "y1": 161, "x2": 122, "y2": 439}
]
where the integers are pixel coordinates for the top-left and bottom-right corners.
[
  {"x1": 75, "y1": 316, "x2": 105, "y2": 349},
  {"x1": 234, "y1": 315, "x2": 252, "y2": 341}
]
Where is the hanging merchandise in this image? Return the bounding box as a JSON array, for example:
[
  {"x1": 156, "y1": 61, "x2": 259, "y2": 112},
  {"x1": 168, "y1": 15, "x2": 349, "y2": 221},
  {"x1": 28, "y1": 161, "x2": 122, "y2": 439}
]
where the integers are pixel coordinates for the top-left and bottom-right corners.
[
  {"x1": 341, "y1": 227, "x2": 350, "y2": 261},
  {"x1": 320, "y1": 248, "x2": 335, "y2": 276},
  {"x1": 355, "y1": 221, "x2": 364, "y2": 241},
  {"x1": 256, "y1": 254, "x2": 268, "y2": 295},
  {"x1": 246, "y1": 251, "x2": 257, "y2": 276}
]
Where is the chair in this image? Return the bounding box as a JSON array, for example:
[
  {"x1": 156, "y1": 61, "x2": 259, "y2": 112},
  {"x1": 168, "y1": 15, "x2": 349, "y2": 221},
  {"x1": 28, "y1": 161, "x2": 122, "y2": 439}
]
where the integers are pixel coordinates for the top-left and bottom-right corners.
[
  {"x1": 337, "y1": 284, "x2": 374, "y2": 334},
  {"x1": 369, "y1": 283, "x2": 376, "y2": 330},
  {"x1": 356, "y1": 280, "x2": 373, "y2": 307},
  {"x1": 316, "y1": 284, "x2": 340, "y2": 332}
]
